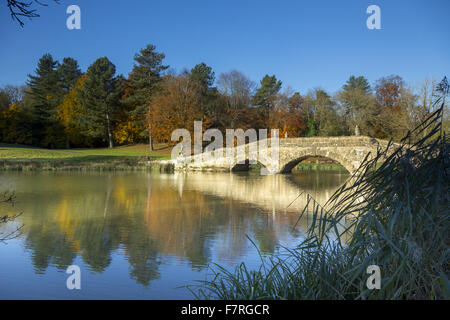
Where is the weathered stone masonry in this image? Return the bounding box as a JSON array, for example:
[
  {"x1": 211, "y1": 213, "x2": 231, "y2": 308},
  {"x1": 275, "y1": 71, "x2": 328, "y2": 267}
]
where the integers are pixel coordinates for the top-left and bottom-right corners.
[{"x1": 174, "y1": 136, "x2": 396, "y2": 174}]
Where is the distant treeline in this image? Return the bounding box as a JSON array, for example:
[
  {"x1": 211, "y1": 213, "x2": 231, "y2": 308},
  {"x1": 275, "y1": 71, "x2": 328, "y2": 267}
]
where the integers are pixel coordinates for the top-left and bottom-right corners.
[{"x1": 0, "y1": 44, "x2": 447, "y2": 149}]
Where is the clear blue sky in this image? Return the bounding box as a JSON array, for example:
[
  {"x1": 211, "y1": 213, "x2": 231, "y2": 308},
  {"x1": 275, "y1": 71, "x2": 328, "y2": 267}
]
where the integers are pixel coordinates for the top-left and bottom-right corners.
[{"x1": 1, "y1": 0, "x2": 449, "y2": 93}]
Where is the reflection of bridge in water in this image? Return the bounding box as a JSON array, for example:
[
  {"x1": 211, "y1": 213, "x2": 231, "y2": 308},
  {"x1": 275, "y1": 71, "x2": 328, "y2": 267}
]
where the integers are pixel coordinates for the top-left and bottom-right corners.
[{"x1": 164, "y1": 171, "x2": 350, "y2": 214}]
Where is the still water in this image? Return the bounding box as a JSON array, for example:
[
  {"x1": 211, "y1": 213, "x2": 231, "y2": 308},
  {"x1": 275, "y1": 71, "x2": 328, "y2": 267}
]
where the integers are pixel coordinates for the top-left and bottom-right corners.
[{"x1": 0, "y1": 170, "x2": 348, "y2": 299}]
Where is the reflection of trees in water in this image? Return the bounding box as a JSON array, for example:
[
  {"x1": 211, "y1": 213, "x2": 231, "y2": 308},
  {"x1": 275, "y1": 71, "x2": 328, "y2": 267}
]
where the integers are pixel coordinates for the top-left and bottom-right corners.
[
  {"x1": 13, "y1": 171, "x2": 347, "y2": 286},
  {"x1": 251, "y1": 216, "x2": 277, "y2": 254},
  {"x1": 25, "y1": 225, "x2": 76, "y2": 274},
  {"x1": 123, "y1": 219, "x2": 160, "y2": 286}
]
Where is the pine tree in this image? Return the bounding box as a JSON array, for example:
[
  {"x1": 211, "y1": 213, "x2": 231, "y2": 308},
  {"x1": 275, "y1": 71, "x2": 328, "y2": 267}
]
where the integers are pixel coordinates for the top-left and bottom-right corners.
[
  {"x1": 26, "y1": 53, "x2": 61, "y2": 146},
  {"x1": 189, "y1": 62, "x2": 218, "y2": 127},
  {"x1": 252, "y1": 75, "x2": 282, "y2": 108},
  {"x1": 252, "y1": 75, "x2": 282, "y2": 128},
  {"x1": 58, "y1": 57, "x2": 82, "y2": 93},
  {"x1": 343, "y1": 75, "x2": 371, "y2": 94},
  {"x1": 77, "y1": 57, "x2": 121, "y2": 148},
  {"x1": 123, "y1": 44, "x2": 169, "y2": 150},
  {"x1": 190, "y1": 62, "x2": 215, "y2": 90}
]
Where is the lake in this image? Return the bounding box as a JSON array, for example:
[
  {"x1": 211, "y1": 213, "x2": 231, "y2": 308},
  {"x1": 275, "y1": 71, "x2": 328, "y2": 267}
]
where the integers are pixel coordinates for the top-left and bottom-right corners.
[{"x1": 0, "y1": 170, "x2": 349, "y2": 299}]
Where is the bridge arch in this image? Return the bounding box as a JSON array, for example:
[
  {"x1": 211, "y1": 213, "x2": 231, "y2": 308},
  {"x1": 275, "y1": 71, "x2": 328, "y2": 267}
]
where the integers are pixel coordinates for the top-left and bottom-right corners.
[
  {"x1": 278, "y1": 145, "x2": 359, "y2": 174},
  {"x1": 231, "y1": 159, "x2": 270, "y2": 172},
  {"x1": 280, "y1": 155, "x2": 351, "y2": 174}
]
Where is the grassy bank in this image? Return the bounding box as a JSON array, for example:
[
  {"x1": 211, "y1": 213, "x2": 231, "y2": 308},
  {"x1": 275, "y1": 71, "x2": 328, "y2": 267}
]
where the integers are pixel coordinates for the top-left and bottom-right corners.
[
  {"x1": 0, "y1": 143, "x2": 174, "y2": 172},
  {"x1": 191, "y1": 105, "x2": 449, "y2": 300}
]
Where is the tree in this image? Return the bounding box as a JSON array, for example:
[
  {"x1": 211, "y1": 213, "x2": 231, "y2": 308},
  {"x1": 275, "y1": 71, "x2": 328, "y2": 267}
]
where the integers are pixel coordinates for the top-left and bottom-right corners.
[
  {"x1": 189, "y1": 63, "x2": 220, "y2": 128},
  {"x1": 149, "y1": 74, "x2": 204, "y2": 144},
  {"x1": 252, "y1": 75, "x2": 282, "y2": 128},
  {"x1": 26, "y1": 54, "x2": 83, "y2": 147},
  {"x1": 113, "y1": 86, "x2": 146, "y2": 145},
  {"x1": 0, "y1": 85, "x2": 23, "y2": 111},
  {"x1": 58, "y1": 57, "x2": 82, "y2": 93},
  {"x1": 374, "y1": 75, "x2": 412, "y2": 139},
  {"x1": 0, "y1": 102, "x2": 33, "y2": 144},
  {"x1": 0, "y1": 91, "x2": 9, "y2": 111},
  {"x1": 77, "y1": 57, "x2": 122, "y2": 148},
  {"x1": 6, "y1": 0, "x2": 60, "y2": 27},
  {"x1": 26, "y1": 53, "x2": 63, "y2": 147},
  {"x1": 435, "y1": 76, "x2": 449, "y2": 135},
  {"x1": 190, "y1": 62, "x2": 215, "y2": 90},
  {"x1": 57, "y1": 75, "x2": 97, "y2": 147},
  {"x1": 268, "y1": 91, "x2": 306, "y2": 137},
  {"x1": 217, "y1": 70, "x2": 255, "y2": 129},
  {"x1": 343, "y1": 75, "x2": 371, "y2": 94},
  {"x1": 375, "y1": 75, "x2": 404, "y2": 110},
  {"x1": 123, "y1": 44, "x2": 169, "y2": 150},
  {"x1": 27, "y1": 54, "x2": 59, "y2": 108},
  {"x1": 337, "y1": 75, "x2": 377, "y2": 136},
  {"x1": 304, "y1": 89, "x2": 344, "y2": 137},
  {"x1": 252, "y1": 75, "x2": 282, "y2": 109}
]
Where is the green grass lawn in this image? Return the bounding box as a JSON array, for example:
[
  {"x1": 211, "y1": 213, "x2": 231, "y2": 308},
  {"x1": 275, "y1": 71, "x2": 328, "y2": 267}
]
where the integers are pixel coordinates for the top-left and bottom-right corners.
[{"x1": 0, "y1": 143, "x2": 173, "y2": 163}]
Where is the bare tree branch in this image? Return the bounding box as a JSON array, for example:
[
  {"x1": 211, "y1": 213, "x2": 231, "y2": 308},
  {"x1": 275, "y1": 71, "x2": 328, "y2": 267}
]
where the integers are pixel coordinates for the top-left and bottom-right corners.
[
  {"x1": 0, "y1": 192, "x2": 23, "y2": 242},
  {"x1": 6, "y1": 0, "x2": 60, "y2": 27}
]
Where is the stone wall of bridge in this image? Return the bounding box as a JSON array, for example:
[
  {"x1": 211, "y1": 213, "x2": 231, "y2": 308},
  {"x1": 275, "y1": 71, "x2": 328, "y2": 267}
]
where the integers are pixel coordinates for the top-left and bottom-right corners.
[{"x1": 174, "y1": 136, "x2": 395, "y2": 174}]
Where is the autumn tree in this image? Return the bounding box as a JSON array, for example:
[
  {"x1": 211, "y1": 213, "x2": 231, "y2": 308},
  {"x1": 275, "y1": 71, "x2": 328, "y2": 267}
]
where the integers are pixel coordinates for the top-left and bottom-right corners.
[
  {"x1": 267, "y1": 90, "x2": 306, "y2": 138},
  {"x1": 285, "y1": 92, "x2": 306, "y2": 136},
  {"x1": 0, "y1": 102, "x2": 33, "y2": 144},
  {"x1": 149, "y1": 74, "x2": 204, "y2": 144},
  {"x1": 0, "y1": 85, "x2": 23, "y2": 111},
  {"x1": 374, "y1": 75, "x2": 412, "y2": 139},
  {"x1": 57, "y1": 75, "x2": 97, "y2": 147},
  {"x1": 114, "y1": 85, "x2": 146, "y2": 145}
]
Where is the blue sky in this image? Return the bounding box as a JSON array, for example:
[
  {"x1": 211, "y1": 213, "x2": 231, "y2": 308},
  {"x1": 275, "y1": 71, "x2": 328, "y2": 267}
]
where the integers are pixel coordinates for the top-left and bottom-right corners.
[{"x1": 0, "y1": 0, "x2": 449, "y2": 93}]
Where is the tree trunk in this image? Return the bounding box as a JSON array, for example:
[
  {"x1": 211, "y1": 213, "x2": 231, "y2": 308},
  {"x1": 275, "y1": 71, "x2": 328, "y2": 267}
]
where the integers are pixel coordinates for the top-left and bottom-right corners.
[
  {"x1": 106, "y1": 113, "x2": 114, "y2": 149},
  {"x1": 148, "y1": 120, "x2": 154, "y2": 151},
  {"x1": 149, "y1": 133, "x2": 154, "y2": 152}
]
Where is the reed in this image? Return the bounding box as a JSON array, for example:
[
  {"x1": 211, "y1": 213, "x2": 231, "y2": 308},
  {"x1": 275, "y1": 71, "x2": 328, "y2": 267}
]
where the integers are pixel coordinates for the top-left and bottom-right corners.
[{"x1": 190, "y1": 99, "x2": 449, "y2": 300}]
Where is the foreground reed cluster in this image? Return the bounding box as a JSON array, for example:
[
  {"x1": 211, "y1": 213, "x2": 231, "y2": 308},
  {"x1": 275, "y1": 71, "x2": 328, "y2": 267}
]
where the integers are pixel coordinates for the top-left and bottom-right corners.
[{"x1": 191, "y1": 101, "x2": 449, "y2": 300}]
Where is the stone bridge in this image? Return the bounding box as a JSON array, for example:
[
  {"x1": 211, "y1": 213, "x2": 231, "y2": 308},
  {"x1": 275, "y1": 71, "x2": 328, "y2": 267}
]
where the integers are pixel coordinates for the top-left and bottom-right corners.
[{"x1": 174, "y1": 136, "x2": 396, "y2": 174}]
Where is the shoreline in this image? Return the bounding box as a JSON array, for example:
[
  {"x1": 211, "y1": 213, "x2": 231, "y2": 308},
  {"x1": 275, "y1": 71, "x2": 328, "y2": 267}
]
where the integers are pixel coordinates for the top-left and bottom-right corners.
[
  {"x1": 0, "y1": 159, "x2": 175, "y2": 172},
  {"x1": 0, "y1": 158, "x2": 347, "y2": 173}
]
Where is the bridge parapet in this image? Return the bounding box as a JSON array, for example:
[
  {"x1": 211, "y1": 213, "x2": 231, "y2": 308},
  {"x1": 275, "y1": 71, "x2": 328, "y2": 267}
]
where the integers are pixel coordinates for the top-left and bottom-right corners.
[{"x1": 174, "y1": 136, "x2": 399, "y2": 175}]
